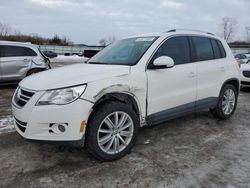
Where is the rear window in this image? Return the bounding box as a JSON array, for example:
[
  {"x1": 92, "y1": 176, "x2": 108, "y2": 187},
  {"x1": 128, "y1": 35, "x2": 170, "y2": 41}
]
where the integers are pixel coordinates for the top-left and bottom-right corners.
[
  {"x1": 211, "y1": 39, "x2": 221, "y2": 59},
  {"x1": 216, "y1": 40, "x2": 226, "y2": 58},
  {"x1": 191, "y1": 36, "x2": 214, "y2": 61},
  {"x1": 2, "y1": 46, "x2": 37, "y2": 57},
  {"x1": 0, "y1": 46, "x2": 3, "y2": 57}
]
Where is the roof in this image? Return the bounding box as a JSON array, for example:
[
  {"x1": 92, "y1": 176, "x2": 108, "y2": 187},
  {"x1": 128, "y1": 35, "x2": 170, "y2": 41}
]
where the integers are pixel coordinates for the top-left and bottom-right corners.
[
  {"x1": 0, "y1": 40, "x2": 37, "y2": 48},
  {"x1": 123, "y1": 29, "x2": 221, "y2": 40}
]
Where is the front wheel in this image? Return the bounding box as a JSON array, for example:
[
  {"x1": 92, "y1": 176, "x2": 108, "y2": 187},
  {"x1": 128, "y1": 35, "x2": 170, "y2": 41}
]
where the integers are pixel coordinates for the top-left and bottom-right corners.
[
  {"x1": 210, "y1": 84, "x2": 238, "y2": 120},
  {"x1": 85, "y1": 102, "x2": 139, "y2": 161}
]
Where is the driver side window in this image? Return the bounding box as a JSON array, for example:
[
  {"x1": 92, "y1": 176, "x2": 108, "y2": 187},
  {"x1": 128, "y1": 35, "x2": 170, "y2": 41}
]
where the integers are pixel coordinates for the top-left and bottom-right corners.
[{"x1": 149, "y1": 36, "x2": 191, "y2": 68}]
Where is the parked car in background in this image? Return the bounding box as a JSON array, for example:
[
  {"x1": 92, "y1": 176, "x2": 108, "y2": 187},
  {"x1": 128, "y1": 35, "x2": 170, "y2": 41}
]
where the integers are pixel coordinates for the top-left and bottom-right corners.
[
  {"x1": 241, "y1": 61, "x2": 250, "y2": 87},
  {"x1": 83, "y1": 49, "x2": 101, "y2": 58},
  {"x1": 0, "y1": 41, "x2": 51, "y2": 83},
  {"x1": 42, "y1": 50, "x2": 57, "y2": 58},
  {"x1": 235, "y1": 53, "x2": 250, "y2": 64},
  {"x1": 12, "y1": 30, "x2": 240, "y2": 161}
]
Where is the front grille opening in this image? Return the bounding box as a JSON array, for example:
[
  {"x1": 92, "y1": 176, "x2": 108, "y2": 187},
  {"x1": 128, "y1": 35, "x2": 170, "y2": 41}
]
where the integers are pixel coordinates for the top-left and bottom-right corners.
[
  {"x1": 243, "y1": 71, "x2": 250, "y2": 78},
  {"x1": 241, "y1": 81, "x2": 250, "y2": 85},
  {"x1": 14, "y1": 88, "x2": 35, "y2": 108},
  {"x1": 21, "y1": 89, "x2": 34, "y2": 97},
  {"x1": 15, "y1": 118, "x2": 27, "y2": 133}
]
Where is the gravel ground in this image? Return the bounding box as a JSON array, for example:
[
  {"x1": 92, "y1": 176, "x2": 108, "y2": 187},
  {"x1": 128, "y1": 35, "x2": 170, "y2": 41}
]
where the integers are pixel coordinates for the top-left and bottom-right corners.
[{"x1": 0, "y1": 63, "x2": 250, "y2": 187}]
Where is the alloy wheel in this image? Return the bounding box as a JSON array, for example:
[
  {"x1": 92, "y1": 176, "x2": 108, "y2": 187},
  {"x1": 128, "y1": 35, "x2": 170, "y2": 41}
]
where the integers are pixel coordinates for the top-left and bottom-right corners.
[
  {"x1": 97, "y1": 111, "x2": 134, "y2": 154},
  {"x1": 222, "y1": 88, "x2": 236, "y2": 115}
]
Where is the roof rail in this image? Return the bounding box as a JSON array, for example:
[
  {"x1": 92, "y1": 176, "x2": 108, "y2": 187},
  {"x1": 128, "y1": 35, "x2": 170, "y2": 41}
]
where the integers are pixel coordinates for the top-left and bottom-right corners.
[
  {"x1": 166, "y1": 29, "x2": 176, "y2": 33},
  {"x1": 165, "y1": 29, "x2": 215, "y2": 35}
]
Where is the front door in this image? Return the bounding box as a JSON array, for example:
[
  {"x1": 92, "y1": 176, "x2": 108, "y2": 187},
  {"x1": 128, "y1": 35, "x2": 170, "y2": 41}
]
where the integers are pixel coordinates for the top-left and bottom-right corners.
[{"x1": 146, "y1": 36, "x2": 197, "y2": 124}]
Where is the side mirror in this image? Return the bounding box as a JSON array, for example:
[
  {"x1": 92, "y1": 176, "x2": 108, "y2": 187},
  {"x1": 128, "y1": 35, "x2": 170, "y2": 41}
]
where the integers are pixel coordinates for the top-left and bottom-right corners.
[{"x1": 153, "y1": 56, "x2": 175, "y2": 68}]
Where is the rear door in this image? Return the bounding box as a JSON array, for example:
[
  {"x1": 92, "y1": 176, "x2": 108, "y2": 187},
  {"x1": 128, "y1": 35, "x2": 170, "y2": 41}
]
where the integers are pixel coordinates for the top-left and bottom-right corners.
[
  {"x1": 192, "y1": 36, "x2": 228, "y2": 109},
  {"x1": 1, "y1": 45, "x2": 36, "y2": 81}
]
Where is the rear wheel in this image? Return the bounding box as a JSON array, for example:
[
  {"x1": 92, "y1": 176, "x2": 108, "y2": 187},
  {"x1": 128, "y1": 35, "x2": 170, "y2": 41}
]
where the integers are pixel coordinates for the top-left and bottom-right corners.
[
  {"x1": 210, "y1": 84, "x2": 238, "y2": 120},
  {"x1": 85, "y1": 101, "x2": 139, "y2": 161}
]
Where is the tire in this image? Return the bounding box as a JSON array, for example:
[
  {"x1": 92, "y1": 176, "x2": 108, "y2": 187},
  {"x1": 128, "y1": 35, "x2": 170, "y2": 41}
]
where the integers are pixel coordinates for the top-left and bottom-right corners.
[
  {"x1": 85, "y1": 101, "x2": 139, "y2": 161},
  {"x1": 210, "y1": 84, "x2": 238, "y2": 120},
  {"x1": 26, "y1": 69, "x2": 43, "y2": 77}
]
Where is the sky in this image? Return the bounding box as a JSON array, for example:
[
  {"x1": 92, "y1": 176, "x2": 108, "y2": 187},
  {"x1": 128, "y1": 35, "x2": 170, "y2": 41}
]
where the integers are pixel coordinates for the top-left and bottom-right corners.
[{"x1": 0, "y1": 0, "x2": 249, "y2": 45}]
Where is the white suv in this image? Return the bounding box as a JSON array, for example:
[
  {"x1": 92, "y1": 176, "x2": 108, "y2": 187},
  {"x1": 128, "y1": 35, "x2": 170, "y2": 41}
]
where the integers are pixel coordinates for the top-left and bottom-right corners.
[
  {"x1": 0, "y1": 41, "x2": 50, "y2": 83},
  {"x1": 12, "y1": 30, "x2": 240, "y2": 161}
]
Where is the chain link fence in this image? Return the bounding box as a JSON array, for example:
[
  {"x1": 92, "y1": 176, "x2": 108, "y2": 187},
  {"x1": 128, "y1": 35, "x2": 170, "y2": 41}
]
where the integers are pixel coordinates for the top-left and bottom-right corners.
[{"x1": 39, "y1": 45, "x2": 104, "y2": 55}]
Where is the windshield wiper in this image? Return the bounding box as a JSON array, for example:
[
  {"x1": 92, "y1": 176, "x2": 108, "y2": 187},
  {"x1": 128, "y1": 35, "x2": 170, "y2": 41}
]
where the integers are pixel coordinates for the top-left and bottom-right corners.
[{"x1": 88, "y1": 62, "x2": 112, "y2": 65}]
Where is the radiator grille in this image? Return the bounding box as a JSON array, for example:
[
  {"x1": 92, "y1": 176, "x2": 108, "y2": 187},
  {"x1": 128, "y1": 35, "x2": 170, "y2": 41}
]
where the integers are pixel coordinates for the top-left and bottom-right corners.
[
  {"x1": 14, "y1": 118, "x2": 27, "y2": 133},
  {"x1": 243, "y1": 71, "x2": 250, "y2": 78},
  {"x1": 14, "y1": 88, "x2": 35, "y2": 108}
]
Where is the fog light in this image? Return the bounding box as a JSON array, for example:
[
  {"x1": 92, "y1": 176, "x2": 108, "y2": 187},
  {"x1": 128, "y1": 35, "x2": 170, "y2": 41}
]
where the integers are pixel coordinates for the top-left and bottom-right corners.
[
  {"x1": 58, "y1": 124, "x2": 66, "y2": 132},
  {"x1": 50, "y1": 123, "x2": 68, "y2": 134}
]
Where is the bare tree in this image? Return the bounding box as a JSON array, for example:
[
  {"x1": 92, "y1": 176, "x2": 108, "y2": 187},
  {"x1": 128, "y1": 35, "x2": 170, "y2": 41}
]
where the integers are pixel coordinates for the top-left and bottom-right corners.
[
  {"x1": 99, "y1": 38, "x2": 107, "y2": 46},
  {"x1": 0, "y1": 22, "x2": 12, "y2": 36},
  {"x1": 61, "y1": 35, "x2": 73, "y2": 45},
  {"x1": 107, "y1": 35, "x2": 116, "y2": 44},
  {"x1": 219, "y1": 17, "x2": 237, "y2": 42},
  {"x1": 99, "y1": 35, "x2": 116, "y2": 46}
]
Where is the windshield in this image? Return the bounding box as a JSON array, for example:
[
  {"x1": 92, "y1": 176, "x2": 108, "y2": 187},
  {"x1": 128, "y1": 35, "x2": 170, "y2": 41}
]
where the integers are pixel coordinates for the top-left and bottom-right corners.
[{"x1": 89, "y1": 37, "x2": 157, "y2": 65}]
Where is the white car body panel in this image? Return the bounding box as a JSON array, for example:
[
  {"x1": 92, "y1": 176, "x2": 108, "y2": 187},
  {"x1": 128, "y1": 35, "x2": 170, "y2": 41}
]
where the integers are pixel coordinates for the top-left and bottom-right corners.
[
  {"x1": 241, "y1": 63, "x2": 250, "y2": 87},
  {"x1": 20, "y1": 63, "x2": 130, "y2": 90},
  {"x1": 147, "y1": 63, "x2": 196, "y2": 115},
  {"x1": 12, "y1": 30, "x2": 241, "y2": 144}
]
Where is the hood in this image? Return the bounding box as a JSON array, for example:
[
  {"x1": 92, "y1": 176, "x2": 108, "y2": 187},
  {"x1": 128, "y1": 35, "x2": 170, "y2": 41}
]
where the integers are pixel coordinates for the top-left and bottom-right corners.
[{"x1": 20, "y1": 63, "x2": 130, "y2": 90}]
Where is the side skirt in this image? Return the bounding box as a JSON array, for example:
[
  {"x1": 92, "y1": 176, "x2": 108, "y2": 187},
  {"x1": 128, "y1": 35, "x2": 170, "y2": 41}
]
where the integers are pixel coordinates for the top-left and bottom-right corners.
[{"x1": 146, "y1": 97, "x2": 218, "y2": 126}]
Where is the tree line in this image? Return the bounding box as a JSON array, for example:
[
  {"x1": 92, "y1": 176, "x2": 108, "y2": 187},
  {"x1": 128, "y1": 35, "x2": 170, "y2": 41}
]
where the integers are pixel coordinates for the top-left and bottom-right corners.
[
  {"x1": 0, "y1": 22, "x2": 72, "y2": 45},
  {"x1": 1, "y1": 19, "x2": 250, "y2": 48}
]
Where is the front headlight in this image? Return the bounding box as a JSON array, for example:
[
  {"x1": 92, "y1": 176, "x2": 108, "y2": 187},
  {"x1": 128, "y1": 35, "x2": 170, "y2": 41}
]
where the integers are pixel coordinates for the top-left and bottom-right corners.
[{"x1": 36, "y1": 84, "x2": 87, "y2": 105}]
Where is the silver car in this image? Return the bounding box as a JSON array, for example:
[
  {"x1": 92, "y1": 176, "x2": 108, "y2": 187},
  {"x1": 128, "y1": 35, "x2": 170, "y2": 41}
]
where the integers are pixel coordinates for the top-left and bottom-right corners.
[
  {"x1": 235, "y1": 53, "x2": 250, "y2": 64},
  {"x1": 0, "y1": 41, "x2": 50, "y2": 83}
]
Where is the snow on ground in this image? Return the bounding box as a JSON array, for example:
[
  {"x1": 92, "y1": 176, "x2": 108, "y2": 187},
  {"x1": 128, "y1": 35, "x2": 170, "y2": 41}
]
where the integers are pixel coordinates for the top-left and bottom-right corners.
[
  {"x1": 50, "y1": 55, "x2": 89, "y2": 65},
  {"x1": 0, "y1": 115, "x2": 15, "y2": 133}
]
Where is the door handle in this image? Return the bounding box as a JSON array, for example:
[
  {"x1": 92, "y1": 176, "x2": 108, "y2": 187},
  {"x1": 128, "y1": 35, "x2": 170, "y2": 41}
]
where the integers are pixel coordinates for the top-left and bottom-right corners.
[
  {"x1": 220, "y1": 67, "x2": 226, "y2": 72},
  {"x1": 188, "y1": 72, "x2": 196, "y2": 78}
]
